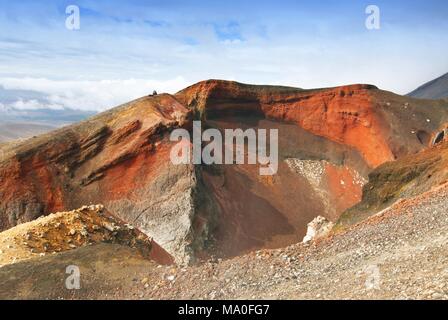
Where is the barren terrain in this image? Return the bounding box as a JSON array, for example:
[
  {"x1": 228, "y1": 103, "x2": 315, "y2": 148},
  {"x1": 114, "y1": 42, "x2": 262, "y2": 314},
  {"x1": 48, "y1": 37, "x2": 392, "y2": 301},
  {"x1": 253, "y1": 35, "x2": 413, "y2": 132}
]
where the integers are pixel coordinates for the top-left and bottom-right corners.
[
  {"x1": 1, "y1": 80, "x2": 448, "y2": 300},
  {"x1": 0, "y1": 182, "x2": 447, "y2": 299}
]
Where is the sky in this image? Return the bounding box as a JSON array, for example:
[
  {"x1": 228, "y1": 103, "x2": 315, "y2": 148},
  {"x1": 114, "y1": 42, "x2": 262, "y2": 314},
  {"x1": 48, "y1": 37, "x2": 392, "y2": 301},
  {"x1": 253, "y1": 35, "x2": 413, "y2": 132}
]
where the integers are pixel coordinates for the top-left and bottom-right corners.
[{"x1": 0, "y1": 0, "x2": 447, "y2": 111}]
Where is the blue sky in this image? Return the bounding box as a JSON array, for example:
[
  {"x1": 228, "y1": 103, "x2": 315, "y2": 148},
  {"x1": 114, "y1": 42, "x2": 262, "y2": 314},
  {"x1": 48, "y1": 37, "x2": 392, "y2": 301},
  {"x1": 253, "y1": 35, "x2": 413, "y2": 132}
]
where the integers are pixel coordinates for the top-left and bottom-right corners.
[{"x1": 0, "y1": 0, "x2": 447, "y2": 111}]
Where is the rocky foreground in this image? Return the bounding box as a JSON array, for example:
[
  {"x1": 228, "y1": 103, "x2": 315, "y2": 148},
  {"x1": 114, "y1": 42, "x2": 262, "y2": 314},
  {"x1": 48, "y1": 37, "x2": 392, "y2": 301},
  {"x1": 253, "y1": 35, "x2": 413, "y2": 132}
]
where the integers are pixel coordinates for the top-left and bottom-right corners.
[
  {"x1": 0, "y1": 205, "x2": 170, "y2": 268},
  {"x1": 0, "y1": 182, "x2": 447, "y2": 300}
]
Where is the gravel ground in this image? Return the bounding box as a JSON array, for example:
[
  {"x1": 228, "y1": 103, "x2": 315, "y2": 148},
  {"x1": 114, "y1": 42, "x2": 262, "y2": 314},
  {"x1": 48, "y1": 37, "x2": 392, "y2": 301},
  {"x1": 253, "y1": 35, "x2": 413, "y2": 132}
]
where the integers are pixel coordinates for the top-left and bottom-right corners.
[
  {"x1": 1, "y1": 184, "x2": 447, "y2": 300},
  {"x1": 141, "y1": 183, "x2": 448, "y2": 300}
]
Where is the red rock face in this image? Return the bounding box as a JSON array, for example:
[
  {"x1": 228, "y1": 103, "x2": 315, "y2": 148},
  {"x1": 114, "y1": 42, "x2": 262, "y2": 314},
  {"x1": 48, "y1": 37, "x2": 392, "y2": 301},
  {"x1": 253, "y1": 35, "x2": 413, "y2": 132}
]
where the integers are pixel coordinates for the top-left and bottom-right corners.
[
  {"x1": 261, "y1": 85, "x2": 393, "y2": 168},
  {"x1": 0, "y1": 95, "x2": 185, "y2": 221},
  {"x1": 322, "y1": 162, "x2": 364, "y2": 220},
  {"x1": 2, "y1": 80, "x2": 448, "y2": 263},
  {"x1": 177, "y1": 80, "x2": 448, "y2": 168},
  {"x1": 0, "y1": 94, "x2": 209, "y2": 264}
]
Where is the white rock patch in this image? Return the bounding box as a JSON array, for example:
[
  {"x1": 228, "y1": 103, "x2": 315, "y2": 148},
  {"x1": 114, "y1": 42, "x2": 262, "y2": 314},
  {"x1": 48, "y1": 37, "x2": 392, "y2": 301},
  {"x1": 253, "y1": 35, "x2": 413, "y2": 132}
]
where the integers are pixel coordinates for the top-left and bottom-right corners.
[{"x1": 303, "y1": 216, "x2": 334, "y2": 243}]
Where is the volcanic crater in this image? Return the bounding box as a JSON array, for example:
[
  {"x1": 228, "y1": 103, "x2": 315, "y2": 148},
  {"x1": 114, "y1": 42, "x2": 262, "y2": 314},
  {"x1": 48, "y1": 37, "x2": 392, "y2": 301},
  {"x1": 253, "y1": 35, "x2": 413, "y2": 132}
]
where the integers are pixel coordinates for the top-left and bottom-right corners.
[{"x1": 1, "y1": 80, "x2": 448, "y2": 264}]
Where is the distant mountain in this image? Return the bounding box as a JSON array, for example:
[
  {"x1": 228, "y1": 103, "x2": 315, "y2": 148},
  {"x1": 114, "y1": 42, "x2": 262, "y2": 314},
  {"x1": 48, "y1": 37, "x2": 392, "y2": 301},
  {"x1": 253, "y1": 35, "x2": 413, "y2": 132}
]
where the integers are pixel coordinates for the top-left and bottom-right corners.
[
  {"x1": 0, "y1": 85, "x2": 96, "y2": 141},
  {"x1": 0, "y1": 106, "x2": 96, "y2": 124},
  {"x1": 0, "y1": 121, "x2": 56, "y2": 143},
  {"x1": 0, "y1": 106, "x2": 95, "y2": 142},
  {"x1": 408, "y1": 72, "x2": 448, "y2": 99},
  {"x1": 0, "y1": 85, "x2": 95, "y2": 124}
]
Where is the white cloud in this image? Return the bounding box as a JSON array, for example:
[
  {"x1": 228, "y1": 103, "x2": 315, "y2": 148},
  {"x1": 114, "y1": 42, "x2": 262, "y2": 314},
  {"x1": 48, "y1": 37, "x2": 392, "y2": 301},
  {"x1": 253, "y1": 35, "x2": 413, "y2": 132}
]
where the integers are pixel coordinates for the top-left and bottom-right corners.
[
  {"x1": 11, "y1": 99, "x2": 63, "y2": 110},
  {"x1": 0, "y1": 77, "x2": 189, "y2": 111}
]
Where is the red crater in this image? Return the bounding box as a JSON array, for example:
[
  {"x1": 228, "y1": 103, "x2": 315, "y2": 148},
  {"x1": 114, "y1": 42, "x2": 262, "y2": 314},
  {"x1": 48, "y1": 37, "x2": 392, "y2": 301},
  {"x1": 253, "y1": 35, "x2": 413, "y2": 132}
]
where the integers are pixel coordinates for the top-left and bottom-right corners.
[{"x1": 1, "y1": 80, "x2": 448, "y2": 262}]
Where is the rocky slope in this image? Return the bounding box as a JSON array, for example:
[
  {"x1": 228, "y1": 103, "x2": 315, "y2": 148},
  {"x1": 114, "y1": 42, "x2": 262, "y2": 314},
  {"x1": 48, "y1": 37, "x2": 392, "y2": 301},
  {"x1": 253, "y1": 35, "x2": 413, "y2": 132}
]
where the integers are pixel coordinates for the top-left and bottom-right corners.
[
  {"x1": 338, "y1": 140, "x2": 448, "y2": 227},
  {"x1": 1, "y1": 181, "x2": 447, "y2": 300},
  {"x1": 0, "y1": 94, "x2": 214, "y2": 265},
  {"x1": 1, "y1": 80, "x2": 448, "y2": 265},
  {"x1": 0, "y1": 205, "x2": 171, "y2": 267},
  {"x1": 408, "y1": 72, "x2": 448, "y2": 100}
]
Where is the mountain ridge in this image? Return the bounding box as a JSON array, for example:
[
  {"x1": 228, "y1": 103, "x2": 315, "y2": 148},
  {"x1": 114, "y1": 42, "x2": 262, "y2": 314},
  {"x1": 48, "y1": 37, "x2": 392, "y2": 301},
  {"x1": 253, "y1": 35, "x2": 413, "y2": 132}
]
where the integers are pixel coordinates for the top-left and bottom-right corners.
[{"x1": 408, "y1": 72, "x2": 448, "y2": 100}]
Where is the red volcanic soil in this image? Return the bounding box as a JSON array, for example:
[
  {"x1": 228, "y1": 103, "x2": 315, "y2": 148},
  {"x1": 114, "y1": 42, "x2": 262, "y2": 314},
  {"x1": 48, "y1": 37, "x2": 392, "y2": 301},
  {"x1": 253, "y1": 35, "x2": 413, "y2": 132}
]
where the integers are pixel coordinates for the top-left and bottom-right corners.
[{"x1": 1, "y1": 80, "x2": 448, "y2": 262}]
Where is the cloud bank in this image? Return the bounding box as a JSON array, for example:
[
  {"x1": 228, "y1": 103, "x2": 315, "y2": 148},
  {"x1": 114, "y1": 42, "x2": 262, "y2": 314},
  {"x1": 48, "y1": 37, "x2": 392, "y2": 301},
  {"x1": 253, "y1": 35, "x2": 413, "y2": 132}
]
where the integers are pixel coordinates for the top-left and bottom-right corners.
[{"x1": 0, "y1": 77, "x2": 189, "y2": 111}]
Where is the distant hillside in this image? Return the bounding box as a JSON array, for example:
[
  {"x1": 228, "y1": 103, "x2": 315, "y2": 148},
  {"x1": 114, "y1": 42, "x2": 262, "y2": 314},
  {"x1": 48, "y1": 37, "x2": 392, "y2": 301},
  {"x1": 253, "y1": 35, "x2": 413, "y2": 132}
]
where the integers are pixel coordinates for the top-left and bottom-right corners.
[
  {"x1": 0, "y1": 106, "x2": 95, "y2": 123},
  {"x1": 0, "y1": 86, "x2": 95, "y2": 142},
  {"x1": 0, "y1": 85, "x2": 96, "y2": 139},
  {"x1": 408, "y1": 72, "x2": 448, "y2": 99},
  {"x1": 0, "y1": 108, "x2": 95, "y2": 142},
  {"x1": 0, "y1": 121, "x2": 56, "y2": 142}
]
